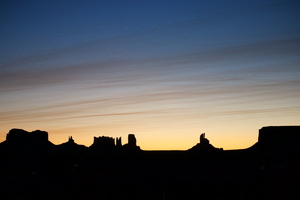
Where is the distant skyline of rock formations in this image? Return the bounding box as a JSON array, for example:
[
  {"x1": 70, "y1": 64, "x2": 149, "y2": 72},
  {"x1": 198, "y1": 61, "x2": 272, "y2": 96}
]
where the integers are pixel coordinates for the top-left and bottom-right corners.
[
  {"x1": 1, "y1": 128, "x2": 222, "y2": 153},
  {"x1": 5, "y1": 128, "x2": 139, "y2": 147},
  {"x1": 0, "y1": 128, "x2": 143, "y2": 156},
  {"x1": 0, "y1": 126, "x2": 299, "y2": 155}
]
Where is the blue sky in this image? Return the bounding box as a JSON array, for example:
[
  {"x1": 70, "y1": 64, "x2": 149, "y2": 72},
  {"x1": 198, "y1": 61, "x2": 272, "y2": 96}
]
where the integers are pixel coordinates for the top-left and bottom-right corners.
[{"x1": 1, "y1": 0, "x2": 300, "y2": 149}]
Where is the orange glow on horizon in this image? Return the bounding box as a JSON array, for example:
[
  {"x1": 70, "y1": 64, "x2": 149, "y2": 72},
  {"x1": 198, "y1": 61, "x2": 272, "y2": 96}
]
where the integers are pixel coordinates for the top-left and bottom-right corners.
[{"x1": 0, "y1": 123, "x2": 278, "y2": 150}]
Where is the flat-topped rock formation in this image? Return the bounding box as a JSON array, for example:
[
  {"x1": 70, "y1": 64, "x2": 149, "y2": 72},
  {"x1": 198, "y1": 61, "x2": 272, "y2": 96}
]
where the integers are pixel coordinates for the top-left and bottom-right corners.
[
  {"x1": 249, "y1": 126, "x2": 300, "y2": 157},
  {"x1": 89, "y1": 134, "x2": 141, "y2": 153},
  {"x1": 0, "y1": 129, "x2": 54, "y2": 157},
  {"x1": 90, "y1": 136, "x2": 116, "y2": 152},
  {"x1": 259, "y1": 126, "x2": 300, "y2": 145},
  {"x1": 6, "y1": 128, "x2": 49, "y2": 145}
]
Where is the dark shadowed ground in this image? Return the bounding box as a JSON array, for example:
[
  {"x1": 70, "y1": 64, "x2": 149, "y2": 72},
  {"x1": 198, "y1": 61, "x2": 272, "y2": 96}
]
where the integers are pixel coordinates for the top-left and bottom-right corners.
[{"x1": 0, "y1": 150, "x2": 299, "y2": 200}]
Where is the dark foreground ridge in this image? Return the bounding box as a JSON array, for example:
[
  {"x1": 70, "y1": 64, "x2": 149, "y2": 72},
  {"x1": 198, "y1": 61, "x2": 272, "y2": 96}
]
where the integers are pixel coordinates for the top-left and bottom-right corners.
[{"x1": 0, "y1": 126, "x2": 299, "y2": 199}]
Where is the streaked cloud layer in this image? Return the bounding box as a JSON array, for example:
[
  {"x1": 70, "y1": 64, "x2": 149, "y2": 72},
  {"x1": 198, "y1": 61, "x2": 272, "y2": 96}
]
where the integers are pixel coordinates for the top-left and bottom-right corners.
[{"x1": 1, "y1": 0, "x2": 299, "y2": 149}]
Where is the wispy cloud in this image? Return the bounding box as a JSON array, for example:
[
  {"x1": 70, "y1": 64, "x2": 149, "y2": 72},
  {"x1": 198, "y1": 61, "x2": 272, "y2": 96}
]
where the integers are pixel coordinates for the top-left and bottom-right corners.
[{"x1": 1, "y1": 36, "x2": 299, "y2": 93}]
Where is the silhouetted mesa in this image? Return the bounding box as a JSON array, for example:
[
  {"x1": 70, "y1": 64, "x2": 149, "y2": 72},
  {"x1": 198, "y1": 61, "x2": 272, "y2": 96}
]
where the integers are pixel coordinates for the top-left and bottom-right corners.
[
  {"x1": 6, "y1": 128, "x2": 49, "y2": 144},
  {"x1": 90, "y1": 136, "x2": 116, "y2": 152},
  {"x1": 188, "y1": 133, "x2": 223, "y2": 153},
  {"x1": 89, "y1": 134, "x2": 141, "y2": 153},
  {"x1": 0, "y1": 128, "x2": 54, "y2": 157},
  {"x1": 250, "y1": 126, "x2": 300, "y2": 157}
]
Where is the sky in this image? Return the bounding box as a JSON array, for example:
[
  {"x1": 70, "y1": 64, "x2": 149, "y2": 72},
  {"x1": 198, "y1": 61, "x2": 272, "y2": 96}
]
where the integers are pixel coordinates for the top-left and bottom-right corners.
[{"x1": 1, "y1": 0, "x2": 300, "y2": 150}]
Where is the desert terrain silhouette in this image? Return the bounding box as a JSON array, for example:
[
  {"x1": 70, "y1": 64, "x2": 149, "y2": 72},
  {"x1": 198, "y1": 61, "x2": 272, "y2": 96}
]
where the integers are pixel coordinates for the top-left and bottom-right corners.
[{"x1": 0, "y1": 126, "x2": 299, "y2": 199}]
